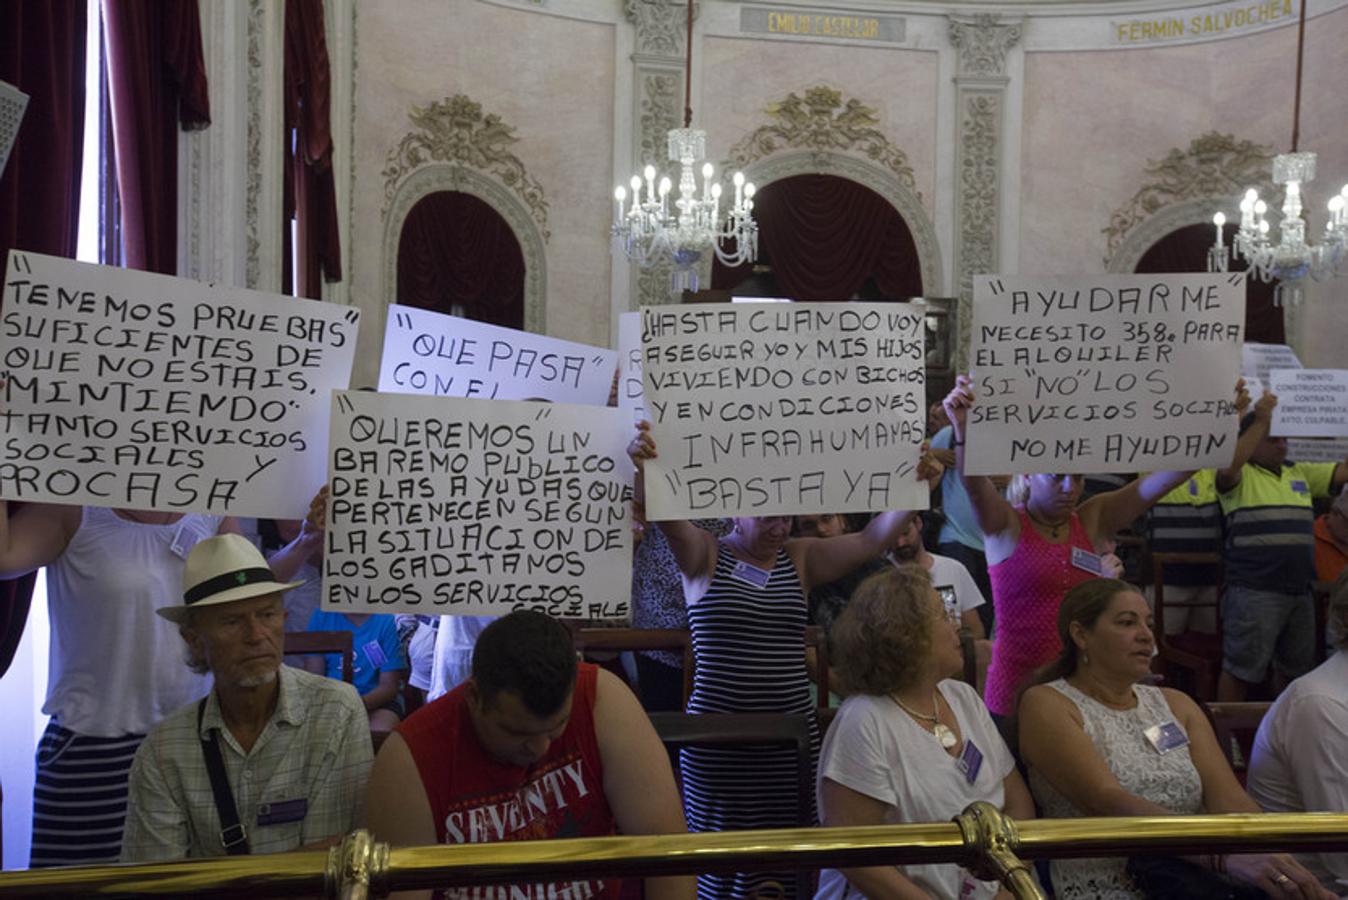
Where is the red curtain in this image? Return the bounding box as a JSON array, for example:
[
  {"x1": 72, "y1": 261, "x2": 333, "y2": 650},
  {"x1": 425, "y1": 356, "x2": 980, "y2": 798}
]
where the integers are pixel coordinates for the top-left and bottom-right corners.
[
  {"x1": 0, "y1": 0, "x2": 87, "y2": 676},
  {"x1": 397, "y1": 191, "x2": 526, "y2": 328},
  {"x1": 283, "y1": 0, "x2": 341, "y2": 299},
  {"x1": 712, "y1": 174, "x2": 924, "y2": 300},
  {"x1": 1135, "y1": 222, "x2": 1285, "y2": 344},
  {"x1": 102, "y1": 0, "x2": 210, "y2": 275}
]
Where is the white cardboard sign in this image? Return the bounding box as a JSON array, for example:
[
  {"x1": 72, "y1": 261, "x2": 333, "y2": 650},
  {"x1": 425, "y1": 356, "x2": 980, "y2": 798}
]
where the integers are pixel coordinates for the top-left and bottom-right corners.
[
  {"x1": 1287, "y1": 437, "x2": 1348, "y2": 464},
  {"x1": 616, "y1": 311, "x2": 646, "y2": 422},
  {"x1": 0, "y1": 79, "x2": 29, "y2": 178},
  {"x1": 1269, "y1": 368, "x2": 1348, "y2": 437},
  {"x1": 323, "y1": 390, "x2": 633, "y2": 618},
  {"x1": 1242, "y1": 342, "x2": 1302, "y2": 392},
  {"x1": 0, "y1": 250, "x2": 359, "y2": 516},
  {"x1": 379, "y1": 304, "x2": 617, "y2": 405},
  {"x1": 640, "y1": 301, "x2": 928, "y2": 519},
  {"x1": 965, "y1": 273, "x2": 1245, "y2": 475}
]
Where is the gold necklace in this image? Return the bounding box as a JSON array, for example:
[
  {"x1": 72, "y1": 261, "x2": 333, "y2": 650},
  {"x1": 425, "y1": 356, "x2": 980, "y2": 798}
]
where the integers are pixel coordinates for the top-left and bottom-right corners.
[{"x1": 891, "y1": 691, "x2": 957, "y2": 749}]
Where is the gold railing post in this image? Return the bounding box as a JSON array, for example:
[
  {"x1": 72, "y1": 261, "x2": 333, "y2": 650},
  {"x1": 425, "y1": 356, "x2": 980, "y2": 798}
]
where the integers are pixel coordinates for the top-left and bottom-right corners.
[
  {"x1": 956, "y1": 801, "x2": 1046, "y2": 900},
  {"x1": 333, "y1": 829, "x2": 390, "y2": 900}
]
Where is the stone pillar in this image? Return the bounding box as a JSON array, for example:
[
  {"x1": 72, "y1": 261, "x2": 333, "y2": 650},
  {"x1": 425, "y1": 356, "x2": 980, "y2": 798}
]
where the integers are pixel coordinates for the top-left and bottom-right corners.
[{"x1": 948, "y1": 14, "x2": 1022, "y2": 369}]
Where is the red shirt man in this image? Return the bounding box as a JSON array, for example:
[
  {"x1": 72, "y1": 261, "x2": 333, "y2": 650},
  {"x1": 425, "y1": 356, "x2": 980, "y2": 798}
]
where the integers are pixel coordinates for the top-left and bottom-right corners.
[{"x1": 367, "y1": 611, "x2": 692, "y2": 900}]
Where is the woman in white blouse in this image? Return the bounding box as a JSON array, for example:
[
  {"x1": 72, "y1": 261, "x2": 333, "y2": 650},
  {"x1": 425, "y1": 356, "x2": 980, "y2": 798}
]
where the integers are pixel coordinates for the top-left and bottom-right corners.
[{"x1": 815, "y1": 565, "x2": 1033, "y2": 899}]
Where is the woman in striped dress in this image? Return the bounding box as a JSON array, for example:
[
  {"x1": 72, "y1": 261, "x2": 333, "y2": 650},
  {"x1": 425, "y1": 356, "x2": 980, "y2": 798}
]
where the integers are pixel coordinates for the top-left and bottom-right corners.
[{"x1": 630, "y1": 423, "x2": 917, "y2": 899}]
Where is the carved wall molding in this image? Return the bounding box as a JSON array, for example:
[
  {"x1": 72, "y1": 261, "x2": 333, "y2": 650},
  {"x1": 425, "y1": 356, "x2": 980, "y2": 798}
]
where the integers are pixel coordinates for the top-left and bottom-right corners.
[
  {"x1": 382, "y1": 165, "x2": 547, "y2": 335},
  {"x1": 949, "y1": 14, "x2": 1020, "y2": 369},
  {"x1": 949, "y1": 14, "x2": 1022, "y2": 79},
  {"x1": 735, "y1": 150, "x2": 944, "y2": 296},
  {"x1": 380, "y1": 95, "x2": 551, "y2": 241},
  {"x1": 725, "y1": 86, "x2": 920, "y2": 201},
  {"x1": 623, "y1": 0, "x2": 694, "y2": 58},
  {"x1": 245, "y1": 0, "x2": 265, "y2": 288},
  {"x1": 1103, "y1": 131, "x2": 1276, "y2": 266}
]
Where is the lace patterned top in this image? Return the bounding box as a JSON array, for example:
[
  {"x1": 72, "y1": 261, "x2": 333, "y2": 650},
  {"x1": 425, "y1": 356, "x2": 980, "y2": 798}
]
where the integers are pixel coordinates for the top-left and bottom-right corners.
[
  {"x1": 1029, "y1": 679, "x2": 1204, "y2": 899},
  {"x1": 630, "y1": 519, "x2": 729, "y2": 667}
]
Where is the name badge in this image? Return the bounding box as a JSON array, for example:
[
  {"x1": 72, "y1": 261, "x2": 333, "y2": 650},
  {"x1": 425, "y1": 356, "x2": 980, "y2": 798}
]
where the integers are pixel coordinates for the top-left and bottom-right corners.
[
  {"x1": 1143, "y1": 721, "x2": 1190, "y2": 755},
  {"x1": 956, "y1": 740, "x2": 984, "y2": 784},
  {"x1": 1070, "y1": 546, "x2": 1104, "y2": 576},
  {"x1": 1188, "y1": 478, "x2": 1199, "y2": 497},
  {"x1": 257, "y1": 797, "x2": 308, "y2": 826},
  {"x1": 730, "y1": 560, "x2": 772, "y2": 588},
  {"x1": 1291, "y1": 479, "x2": 1309, "y2": 495},
  {"x1": 363, "y1": 639, "x2": 387, "y2": 669}
]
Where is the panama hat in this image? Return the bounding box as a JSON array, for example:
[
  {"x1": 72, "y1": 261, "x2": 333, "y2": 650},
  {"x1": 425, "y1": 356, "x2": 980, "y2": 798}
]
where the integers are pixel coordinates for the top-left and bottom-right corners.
[{"x1": 157, "y1": 533, "x2": 305, "y2": 624}]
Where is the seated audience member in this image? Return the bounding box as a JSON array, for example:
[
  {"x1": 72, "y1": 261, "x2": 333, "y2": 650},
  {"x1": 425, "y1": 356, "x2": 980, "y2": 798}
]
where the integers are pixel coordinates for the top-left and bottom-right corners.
[
  {"x1": 1217, "y1": 391, "x2": 1348, "y2": 700},
  {"x1": 1144, "y1": 470, "x2": 1222, "y2": 635},
  {"x1": 1248, "y1": 570, "x2": 1348, "y2": 893},
  {"x1": 120, "y1": 535, "x2": 372, "y2": 861},
  {"x1": 305, "y1": 606, "x2": 409, "y2": 733},
  {"x1": 1020, "y1": 579, "x2": 1329, "y2": 899},
  {"x1": 929, "y1": 422, "x2": 995, "y2": 634},
  {"x1": 942, "y1": 375, "x2": 1246, "y2": 720},
  {"x1": 366, "y1": 611, "x2": 693, "y2": 900},
  {"x1": 258, "y1": 516, "x2": 323, "y2": 637},
  {"x1": 1313, "y1": 487, "x2": 1348, "y2": 584},
  {"x1": 816, "y1": 566, "x2": 1034, "y2": 899},
  {"x1": 398, "y1": 614, "x2": 438, "y2": 704}
]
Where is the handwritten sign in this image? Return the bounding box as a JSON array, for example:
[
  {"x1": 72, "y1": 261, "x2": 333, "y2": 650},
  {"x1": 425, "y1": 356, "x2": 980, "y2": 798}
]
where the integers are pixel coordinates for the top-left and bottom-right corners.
[
  {"x1": 965, "y1": 274, "x2": 1245, "y2": 475},
  {"x1": 0, "y1": 251, "x2": 358, "y2": 516},
  {"x1": 1242, "y1": 342, "x2": 1302, "y2": 396},
  {"x1": 0, "y1": 79, "x2": 29, "y2": 177},
  {"x1": 640, "y1": 301, "x2": 928, "y2": 519},
  {"x1": 616, "y1": 312, "x2": 646, "y2": 422},
  {"x1": 379, "y1": 304, "x2": 616, "y2": 405},
  {"x1": 323, "y1": 390, "x2": 633, "y2": 618},
  {"x1": 1269, "y1": 369, "x2": 1348, "y2": 437}
]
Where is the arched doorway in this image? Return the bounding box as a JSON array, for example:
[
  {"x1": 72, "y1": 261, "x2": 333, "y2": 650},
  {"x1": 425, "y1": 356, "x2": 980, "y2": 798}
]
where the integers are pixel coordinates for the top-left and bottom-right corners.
[
  {"x1": 396, "y1": 191, "x2": 525, "y2": 328},
  {"x1": 711, "y1": 174, "x2": 924, "y2": 300},
  {"x1": 1134, "y1": 223, "x2": 1284, "y2": 344}
]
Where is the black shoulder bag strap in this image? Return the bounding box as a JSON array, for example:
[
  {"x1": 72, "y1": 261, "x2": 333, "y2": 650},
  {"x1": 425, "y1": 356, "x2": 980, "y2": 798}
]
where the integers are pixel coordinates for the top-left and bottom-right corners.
[{"x1": 198, "y1": 698, "x2": 251, "y2": 855}]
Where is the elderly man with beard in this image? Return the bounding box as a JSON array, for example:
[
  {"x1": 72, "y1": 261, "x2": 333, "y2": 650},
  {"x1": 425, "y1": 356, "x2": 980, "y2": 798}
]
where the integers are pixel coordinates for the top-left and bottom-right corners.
[{"x1": 120, "y1": 534, "x2": 372, "y2": 861}]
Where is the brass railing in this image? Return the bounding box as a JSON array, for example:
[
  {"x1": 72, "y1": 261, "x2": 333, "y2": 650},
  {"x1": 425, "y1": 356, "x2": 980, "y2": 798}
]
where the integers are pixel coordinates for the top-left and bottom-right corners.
[{"x1": 4, "y1": 807, "x2": 1348, "y2": 898}]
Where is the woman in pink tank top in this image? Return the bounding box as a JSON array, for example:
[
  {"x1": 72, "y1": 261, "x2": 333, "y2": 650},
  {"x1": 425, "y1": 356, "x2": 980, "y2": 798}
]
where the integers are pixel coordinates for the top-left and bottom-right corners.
[{"x1": 942, "y1": 375, "x2": 1248, "y2": 717}]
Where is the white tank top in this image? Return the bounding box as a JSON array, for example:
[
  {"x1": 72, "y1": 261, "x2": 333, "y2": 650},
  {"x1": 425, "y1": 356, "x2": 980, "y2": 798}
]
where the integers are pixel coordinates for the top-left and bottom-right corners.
[{"x1": 44, "y1": 507, "x2": 220, "y2": 737}]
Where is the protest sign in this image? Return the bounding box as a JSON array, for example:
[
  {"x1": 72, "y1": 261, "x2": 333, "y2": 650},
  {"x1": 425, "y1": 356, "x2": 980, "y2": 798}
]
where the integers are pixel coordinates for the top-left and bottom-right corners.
[
  {"x1": 617, "y1": 311, "x2": 646, "y2": 422},
  {"x1": 965, "y1": 273, "x2": 1245, "y2": 475},
  {"x1": 323, "y1": 390, "x2": 633, "y2": 618},
  {"x1": 1269, "y1": 369, "x2": 1348, "y2": 437},
  {"x1": 1288, "y1": 437, "x2": 1348, "y2": 463},
  {"x1": 379, "y1": 304, "x2": 617, "y2": 405},
  {"x1": 1242, "y1": 343, "x2": 1302, "y2": 393},
  {"x1": 0, "y1": 250, "x2": 358, "y2": 516},
  {"x1": 0, "y1": 79, "x2": 29, "y2": 177},
  {"x1": 640, "y1": 301, "x2": 928, "y2": 519}
]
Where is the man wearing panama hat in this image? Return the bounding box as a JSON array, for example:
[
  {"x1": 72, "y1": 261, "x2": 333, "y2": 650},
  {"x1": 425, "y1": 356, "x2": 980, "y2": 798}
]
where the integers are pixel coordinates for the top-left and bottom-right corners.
[{"x1": 119, "y1": 534, "x2": 372, "y2": 860}]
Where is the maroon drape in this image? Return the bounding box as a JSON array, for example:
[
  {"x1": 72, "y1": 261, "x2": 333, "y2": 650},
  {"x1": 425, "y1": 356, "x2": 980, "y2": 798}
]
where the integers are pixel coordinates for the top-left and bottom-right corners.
[
  {"x1": 397, "y1": 191, "x2": 525, "y2": 328},
  {"x1": 0, "y1": 0, "x2": 87, "y2": 677},
  {"x1": 1135, "y1": 222, "x2": 1285, "y2": 344},
  {"x1": 282, "y1": 0, "x2": 341, "y2": 299},
  {"x1": 713, "y1": 174, "x2": 924, "y2": 300},
  {"x1": 102, "y1": 0, "x2": 210, "y2": 275}
]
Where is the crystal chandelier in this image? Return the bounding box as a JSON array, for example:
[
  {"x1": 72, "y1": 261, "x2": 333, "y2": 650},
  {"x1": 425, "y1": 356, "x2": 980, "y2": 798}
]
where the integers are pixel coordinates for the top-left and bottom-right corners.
[
  {"x1": 611, "y1": 0, "x2": 758, "y2": 295},
  {"x1": 1207, "y1": 4, "x2": 1348, "y2": 307}
]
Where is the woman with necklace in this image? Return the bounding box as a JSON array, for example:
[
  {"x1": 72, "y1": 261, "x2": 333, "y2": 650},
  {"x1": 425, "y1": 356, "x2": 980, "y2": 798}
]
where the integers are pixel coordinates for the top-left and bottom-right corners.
[
  {"x1": 628, "y1": 422, "x2": 920, "y2": 900},
  {"x1": 942, "y1": 375, "x2": 1249, "y2": 722},
  {"x1": 816, "y1": 565, "x2": 1034, "y2": 900},
  {"x1": 1020, "y1": 579, "x2": 1330, "y2": 900}
]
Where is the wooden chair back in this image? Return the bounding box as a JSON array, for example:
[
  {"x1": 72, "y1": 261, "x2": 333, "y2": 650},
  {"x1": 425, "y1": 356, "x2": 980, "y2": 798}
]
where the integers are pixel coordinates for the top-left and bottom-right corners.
[
  {"x1": 572, "y1": 627, "x2": 695, "y2": 708},
  {"x1": 284, "y1": 630, "x2": 354, "y2": 683},
  {"x1": 1203, "y1": 701, "x2": 1271, "y2": 783},
  {"x1": 1151, "y1": 552, "x2": 1223, "y2": 700}
]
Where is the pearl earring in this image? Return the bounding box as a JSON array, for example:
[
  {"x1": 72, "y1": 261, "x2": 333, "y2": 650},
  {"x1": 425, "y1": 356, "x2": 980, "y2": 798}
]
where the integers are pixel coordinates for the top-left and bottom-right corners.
[{"x1": 1081, "y1": 650, "x2": 1090, "y2": 667}]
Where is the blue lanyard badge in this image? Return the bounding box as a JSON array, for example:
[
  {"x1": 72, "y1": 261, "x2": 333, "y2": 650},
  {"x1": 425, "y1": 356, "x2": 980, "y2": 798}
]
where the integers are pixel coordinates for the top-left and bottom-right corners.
[
  {"x1": 1143, "y1": 721, "x2": 1189, "y2": 755},
  {"x1": 363, "y1": 639, "x2": 387, "y2": 669},
  {"x1": 730, "y1": 560, "x2": 772, "y2": 588},
  {"x1": 1291, "y1": 479, "x2": 1309, "y2": 495},
  {"x1": 1188, "y1": 478, "x2": 1199, "y2": 497},
  {"x1": 956, "y1": 740, "x2": 984, "y2": 784},
  {"x1": 256, "y1": 797, "x2": 308, "y2": 826},
  {"x1": 1070, "y1": 546, "x2": 1104, "y2": 576}
]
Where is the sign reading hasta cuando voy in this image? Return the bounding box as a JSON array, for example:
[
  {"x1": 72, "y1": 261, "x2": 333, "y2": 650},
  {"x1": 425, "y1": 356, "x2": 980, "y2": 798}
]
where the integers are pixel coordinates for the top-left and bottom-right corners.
[
  {"x1": 640, "y1": 301, "x2": 928, "y2": 520},
  {"x1": 0, "y1": 250, "x2": 358, "y2": 516},
  {"x1": 965, "y1": 273, "x2": 1246, "y2": 476},
  {"x1": 323, "y1": 390, "x2": 633, "y2": 618}
]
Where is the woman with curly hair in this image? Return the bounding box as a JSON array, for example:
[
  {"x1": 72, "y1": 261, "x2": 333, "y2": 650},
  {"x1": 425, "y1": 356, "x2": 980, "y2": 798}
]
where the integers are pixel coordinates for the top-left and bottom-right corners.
[{"x1": 816, "y1": 565, "x2": 1033, "y2": 900}]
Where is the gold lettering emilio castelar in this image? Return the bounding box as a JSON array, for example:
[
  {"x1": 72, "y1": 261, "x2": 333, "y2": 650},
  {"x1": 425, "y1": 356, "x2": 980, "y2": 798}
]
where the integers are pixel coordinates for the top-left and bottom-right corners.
[{"x1": 766, "y1": 10, "x2": 880, "y2": 39}]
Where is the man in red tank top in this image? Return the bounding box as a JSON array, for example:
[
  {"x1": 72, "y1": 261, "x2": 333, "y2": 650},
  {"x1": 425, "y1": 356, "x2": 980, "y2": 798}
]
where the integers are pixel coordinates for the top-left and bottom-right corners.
[{"x1": 367, "y1": 611, "x2": 693, "y2": 900}]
